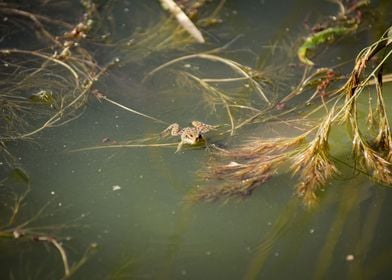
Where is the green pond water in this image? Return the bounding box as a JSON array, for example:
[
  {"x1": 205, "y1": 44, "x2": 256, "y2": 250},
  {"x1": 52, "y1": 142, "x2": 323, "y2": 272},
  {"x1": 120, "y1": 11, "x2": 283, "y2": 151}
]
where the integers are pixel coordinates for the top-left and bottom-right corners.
[{"x1": 1, "y1": 0, "x2": 392, "y2": 279}]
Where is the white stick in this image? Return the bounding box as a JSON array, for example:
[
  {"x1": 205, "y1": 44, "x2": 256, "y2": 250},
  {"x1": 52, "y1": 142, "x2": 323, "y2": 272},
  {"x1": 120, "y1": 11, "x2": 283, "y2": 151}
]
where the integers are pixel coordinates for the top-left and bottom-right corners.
[{"x1": 159, "y1": 0, "x2": 205, "y2": 43}]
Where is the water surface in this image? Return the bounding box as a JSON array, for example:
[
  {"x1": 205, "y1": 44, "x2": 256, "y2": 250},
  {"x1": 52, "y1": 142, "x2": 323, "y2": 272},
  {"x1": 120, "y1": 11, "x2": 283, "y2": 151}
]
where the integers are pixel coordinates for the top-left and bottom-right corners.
[{"x1": 1, "y1": 0, "x2": 392, "y2": 279}]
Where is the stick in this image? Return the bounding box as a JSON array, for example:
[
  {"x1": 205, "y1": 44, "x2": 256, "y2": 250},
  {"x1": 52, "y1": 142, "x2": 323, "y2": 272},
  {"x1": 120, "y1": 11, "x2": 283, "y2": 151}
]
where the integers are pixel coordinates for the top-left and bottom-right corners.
[{"x1": 159, "y1": 0, "x2": 205, "y2": 43}]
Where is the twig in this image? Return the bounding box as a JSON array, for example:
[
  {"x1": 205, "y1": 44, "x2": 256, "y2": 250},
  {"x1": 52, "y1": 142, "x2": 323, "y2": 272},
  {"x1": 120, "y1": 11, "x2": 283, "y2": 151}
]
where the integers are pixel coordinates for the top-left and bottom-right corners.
[
  {"x1": 159, "y1": 0, "x2": 205, "y2": 43},
  {"x1": 37, "y1": 236, "x2": 70, "y2": 276},
  {"x1": 0, "y1": 7, "x2": 63, "y2": 46},
  {"x1": 69, "y1": 143, "x2": 178, "y2": 152},
  {"x1": 93, "y1": 91, "x2": 169, "y2": 125}
]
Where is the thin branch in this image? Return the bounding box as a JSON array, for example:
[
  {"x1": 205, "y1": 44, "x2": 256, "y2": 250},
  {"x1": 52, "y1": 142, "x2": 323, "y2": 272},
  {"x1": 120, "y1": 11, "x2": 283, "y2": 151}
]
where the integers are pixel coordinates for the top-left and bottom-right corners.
[
  {"x1": 159, "y1": 0, "x2": 205, "y2": 43},
  {"x1": 37, "y1": 236, "x2": 70, "y2": 276}
]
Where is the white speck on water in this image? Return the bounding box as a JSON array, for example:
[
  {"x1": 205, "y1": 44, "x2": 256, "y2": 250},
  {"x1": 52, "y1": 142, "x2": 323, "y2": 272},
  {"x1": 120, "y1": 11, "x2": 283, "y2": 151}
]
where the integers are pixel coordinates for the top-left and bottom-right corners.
[
  {"x1": 171, "y1": 210, "x2": 176, "y2": 215},
  {"x1": 267, "y1": 221, "x2": 272, "y2": 226},
  {"x1": 124, "y1": 7, "x2": 129, "y2": 12},
  {"x1": 139, "y1": 175, "x2": 144, "y2": 179},
  {"x1": 50, "y1": 191, "x2": 55, "y2": 195},
  {"x1": 184, "y1": 63, "x2": 191, "y2": 68},
  {"x1": 181, "y1": 269, "x2": 187, "y2": 276},
  {"x1": 98, "y1": 168, "x2": 102, "y2": 173},
  {"x1": 346, "y1": 254, "x2": 354, "y2": 261},
  {"x1": 205, "y1": 251, "x2": 212, "y2": 256},
  {"x1": 63, "y1": 144, "x2": 67, "y2": 148},
  {"x1": 58, "y1": 202, "x2": 62, "y2": 207},
  {"x1": 274, "y1": 252, "x2": 280, "y2": 257},
  {"x1": 112, "y1": 185, "x2": 121, "y2": 191},
  {"x1": 309, "y1": 228, "x2": 315, "y2": 234}
]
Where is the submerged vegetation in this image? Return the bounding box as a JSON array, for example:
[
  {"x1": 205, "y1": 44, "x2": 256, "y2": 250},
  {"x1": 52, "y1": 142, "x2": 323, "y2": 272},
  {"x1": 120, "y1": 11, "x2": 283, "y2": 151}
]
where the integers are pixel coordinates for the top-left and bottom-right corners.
[
  {"x1": 0, "y1": 167, "x2": 96, "y2": 279},
  {"x1": 0, "y1": 0, "x2": 226, "y2": 277},
  {"x1": 0, "y1": 0, "x2": 392, "y2": 278},
  {"x1": 1, "y1": 0, "x2": 389, "y2": 203},
  {"x1": 0, "y1": 0, "x2": 100, "y2": 159},
  {"x1": 187, "y1": 4, "x2": 392, "y2": 207}
]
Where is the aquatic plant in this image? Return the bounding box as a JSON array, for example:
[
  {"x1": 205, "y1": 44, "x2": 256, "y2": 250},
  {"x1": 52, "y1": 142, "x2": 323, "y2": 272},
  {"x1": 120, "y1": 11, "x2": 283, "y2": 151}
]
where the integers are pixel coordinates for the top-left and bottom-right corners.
[
  {"x1": 107, "y1": 0, "x2": 225, "y2": 66},
  {"x1": 144, "y1": 43, "x2": 272, "y2": 137},
  {"x1": 297, "y1": 0, "x2": 368, "y2": 66},
  {"x1": 0, "y1": 0, "x2": 105, "y2": 164},
  {"x1": 189, "y1": 26, "x2": 392, "y2": 207},
  {"x1": 0, "y1": 2, "x2": 101, "y2": 276},
  {"x1": 298, "y1": 25, "x2": 358, "y2": 66},
  {"x1": 0, "y1": 168, "x2": 96, "y2": 279}
]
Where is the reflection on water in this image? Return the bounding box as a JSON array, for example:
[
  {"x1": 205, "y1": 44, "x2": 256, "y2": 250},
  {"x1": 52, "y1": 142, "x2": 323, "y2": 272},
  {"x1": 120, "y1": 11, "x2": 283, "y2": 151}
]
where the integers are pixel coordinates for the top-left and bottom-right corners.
[{"x1": 1, "y1": 0, "x2": 392, "y2": 279}]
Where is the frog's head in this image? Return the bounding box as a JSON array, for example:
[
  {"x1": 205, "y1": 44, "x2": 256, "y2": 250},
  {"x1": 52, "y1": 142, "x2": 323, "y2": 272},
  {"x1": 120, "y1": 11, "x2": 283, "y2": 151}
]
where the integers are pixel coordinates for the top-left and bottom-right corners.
[{"x1": 181, "y1": 128, "x2": 202, "y2": 145}]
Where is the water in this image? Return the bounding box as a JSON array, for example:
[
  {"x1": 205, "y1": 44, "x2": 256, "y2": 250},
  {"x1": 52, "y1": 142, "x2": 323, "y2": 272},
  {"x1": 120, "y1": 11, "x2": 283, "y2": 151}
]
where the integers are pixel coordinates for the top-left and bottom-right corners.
[{"x1": 1, "y1": 0, "x2": 392, "y2": 279}]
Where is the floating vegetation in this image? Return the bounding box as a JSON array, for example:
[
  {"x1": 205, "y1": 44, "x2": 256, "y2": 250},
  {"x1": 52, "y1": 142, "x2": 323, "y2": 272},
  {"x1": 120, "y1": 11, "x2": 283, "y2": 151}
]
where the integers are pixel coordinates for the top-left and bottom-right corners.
[
  {"x1": 298, "y1": 25, "x2": 358, "y2": 66},
  {"x1": 1, "y1": 0, "x2": 392, "y2": 278},
  {"x1": 297, "y1": 0, "x2": 368, "y2": 66},
  {"x1": 144, "y1": 44, "x2": 273, "y2": 137},
  {"x1": 0, "y1": 1, "x2": 101, "y2": 277},
  {"x1": 0, "y1": 0, "x2": 108, "y2": 165},
  {"x1": 189, "y1": 26, "x2": 392, "y2": 207},
  {"x1": 107, "y1": 0, "x2": 225, "y2": 66}
]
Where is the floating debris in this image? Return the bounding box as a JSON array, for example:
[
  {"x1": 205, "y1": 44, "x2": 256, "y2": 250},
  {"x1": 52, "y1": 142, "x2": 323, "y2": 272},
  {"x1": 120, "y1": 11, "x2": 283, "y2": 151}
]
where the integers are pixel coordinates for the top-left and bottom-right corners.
[
  {"x1": 159, "y1": 0, "x2": 205, "y2": 43},
  {"x1": 345, "y1": 254, "x2": 355, "y2": 261}
]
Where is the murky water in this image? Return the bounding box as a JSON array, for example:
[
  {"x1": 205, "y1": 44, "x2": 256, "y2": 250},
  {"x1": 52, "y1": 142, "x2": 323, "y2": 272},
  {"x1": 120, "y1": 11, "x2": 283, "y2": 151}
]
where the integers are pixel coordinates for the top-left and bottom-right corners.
[{"x1": 1, "y1": 0, "x2": 392, "y2": 279}]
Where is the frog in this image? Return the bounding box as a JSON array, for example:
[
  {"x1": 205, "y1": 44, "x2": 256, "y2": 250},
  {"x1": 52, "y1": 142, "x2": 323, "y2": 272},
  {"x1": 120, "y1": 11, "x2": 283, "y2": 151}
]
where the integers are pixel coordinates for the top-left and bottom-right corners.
[{"x1": 161, "y1": 121, "x2": 216, "y2": 152}]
